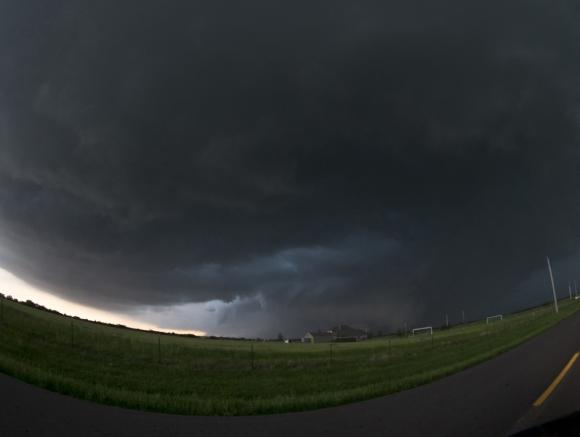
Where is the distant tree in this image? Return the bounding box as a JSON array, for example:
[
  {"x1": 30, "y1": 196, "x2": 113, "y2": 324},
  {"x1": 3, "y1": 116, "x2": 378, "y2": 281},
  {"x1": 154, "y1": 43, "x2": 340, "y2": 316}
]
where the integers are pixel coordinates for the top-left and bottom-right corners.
[{"x1": 277, "y1": 332, "x2": 284, "y2": 342}]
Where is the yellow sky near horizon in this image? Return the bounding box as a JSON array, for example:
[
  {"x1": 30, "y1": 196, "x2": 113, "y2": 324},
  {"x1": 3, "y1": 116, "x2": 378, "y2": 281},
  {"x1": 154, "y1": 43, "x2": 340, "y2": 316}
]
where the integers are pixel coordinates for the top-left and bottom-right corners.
[{"x1": 0, "y1": 267, "x2": 207, "y2": 336}]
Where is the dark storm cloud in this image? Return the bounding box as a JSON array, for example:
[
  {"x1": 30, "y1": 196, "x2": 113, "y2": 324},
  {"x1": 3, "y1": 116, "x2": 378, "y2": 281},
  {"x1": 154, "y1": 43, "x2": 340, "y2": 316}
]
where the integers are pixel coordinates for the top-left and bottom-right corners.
[{"x1": 1, "y1": 0, "x2": 580, "y2": 335}]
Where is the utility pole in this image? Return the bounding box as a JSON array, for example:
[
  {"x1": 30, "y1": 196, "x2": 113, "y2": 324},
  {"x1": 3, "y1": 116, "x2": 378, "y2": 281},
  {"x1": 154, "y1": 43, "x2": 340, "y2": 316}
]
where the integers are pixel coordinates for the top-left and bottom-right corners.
[{"x1": 547, "y1": 256, "x2": 559, "y2": 314}]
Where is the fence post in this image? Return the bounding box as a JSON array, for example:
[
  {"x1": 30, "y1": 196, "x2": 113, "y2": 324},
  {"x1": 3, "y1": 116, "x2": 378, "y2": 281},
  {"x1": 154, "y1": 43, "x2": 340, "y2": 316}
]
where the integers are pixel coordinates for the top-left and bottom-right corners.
[
  {"x1": 250, "y1": 344, "x2": 255, "y2": 370},
  {"x1": 158, "y1": 335, "x2": 161, "y2": 364}
]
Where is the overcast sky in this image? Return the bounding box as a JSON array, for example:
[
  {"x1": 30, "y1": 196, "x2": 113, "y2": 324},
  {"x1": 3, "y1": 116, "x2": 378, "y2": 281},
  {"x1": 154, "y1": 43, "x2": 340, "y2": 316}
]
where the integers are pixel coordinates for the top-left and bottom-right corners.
[{"x1": 1, "y1": 1, "x2": 580, "y2": 337}]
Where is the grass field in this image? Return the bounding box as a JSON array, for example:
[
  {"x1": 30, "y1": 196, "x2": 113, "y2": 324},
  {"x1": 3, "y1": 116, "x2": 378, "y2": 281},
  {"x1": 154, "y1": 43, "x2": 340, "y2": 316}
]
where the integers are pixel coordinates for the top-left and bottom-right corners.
[{"x1": 0, "y1": 296, "x2": 578, "y2": 416}]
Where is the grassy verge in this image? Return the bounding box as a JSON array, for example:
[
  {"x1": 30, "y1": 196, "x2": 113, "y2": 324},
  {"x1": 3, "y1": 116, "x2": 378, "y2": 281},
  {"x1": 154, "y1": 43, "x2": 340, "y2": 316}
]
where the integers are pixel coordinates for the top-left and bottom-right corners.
[{"x1": 0, "y1": 297, "x2": 578, "y2": 415}]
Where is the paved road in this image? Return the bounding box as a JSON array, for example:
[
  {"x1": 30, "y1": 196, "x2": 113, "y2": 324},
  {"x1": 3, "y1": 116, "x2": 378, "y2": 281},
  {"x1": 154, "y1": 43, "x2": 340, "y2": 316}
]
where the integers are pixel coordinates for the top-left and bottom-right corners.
[{"x1": 2, "y1": 312, "x2": 580, "y2": 437}]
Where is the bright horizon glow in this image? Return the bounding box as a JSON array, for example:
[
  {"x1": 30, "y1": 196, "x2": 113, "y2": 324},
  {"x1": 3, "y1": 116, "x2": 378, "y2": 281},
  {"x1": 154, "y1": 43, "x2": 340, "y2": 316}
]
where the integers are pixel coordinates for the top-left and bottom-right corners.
[{"x1": 0, "y1": 267, "x2": 207, "y2": 336}]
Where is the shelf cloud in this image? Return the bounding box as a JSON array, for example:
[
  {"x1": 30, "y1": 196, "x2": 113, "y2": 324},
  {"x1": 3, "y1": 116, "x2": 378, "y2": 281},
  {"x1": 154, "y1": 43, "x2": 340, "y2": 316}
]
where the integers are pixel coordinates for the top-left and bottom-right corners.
[{"x1": 1, "y1": 1, "x2": 580, "y2": 335}]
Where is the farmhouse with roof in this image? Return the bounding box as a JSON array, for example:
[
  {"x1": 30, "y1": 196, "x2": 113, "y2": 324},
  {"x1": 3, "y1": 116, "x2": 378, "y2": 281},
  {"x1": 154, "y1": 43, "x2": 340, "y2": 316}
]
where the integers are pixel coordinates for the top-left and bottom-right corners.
[
  {"x1": 302, "y1": 325, "x2": 367, "y2": 343},
  {"x1": 302, "y1": 330, "x2": 334, "y2": 343}
]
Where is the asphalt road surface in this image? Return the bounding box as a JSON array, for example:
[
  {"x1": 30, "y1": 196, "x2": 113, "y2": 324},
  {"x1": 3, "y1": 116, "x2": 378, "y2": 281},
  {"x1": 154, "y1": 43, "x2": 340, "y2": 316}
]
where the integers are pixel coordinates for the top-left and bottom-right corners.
[{"x1": 2, "y1": 312, "x2": 580, "y2": 437}]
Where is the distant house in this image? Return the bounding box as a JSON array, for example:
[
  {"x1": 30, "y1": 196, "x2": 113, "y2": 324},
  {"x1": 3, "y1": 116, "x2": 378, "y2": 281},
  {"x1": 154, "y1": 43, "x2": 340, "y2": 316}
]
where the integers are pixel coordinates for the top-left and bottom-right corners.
[
  {"x1": 332, "y1": 325, "x2": 368, "y2": 342},
  {"x1": 302, "y1": 325, "x2": 368, "y2": 343},
  {"x1": 302, "y1": 330, "x2": 334, "y2": 343}
]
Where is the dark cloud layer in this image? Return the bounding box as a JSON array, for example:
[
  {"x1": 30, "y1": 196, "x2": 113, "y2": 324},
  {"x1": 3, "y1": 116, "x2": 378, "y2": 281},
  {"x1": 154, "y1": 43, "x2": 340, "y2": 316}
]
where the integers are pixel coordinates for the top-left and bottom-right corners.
[{"x1": 1, "y1": 0, "x2": 580, "y2": 335}]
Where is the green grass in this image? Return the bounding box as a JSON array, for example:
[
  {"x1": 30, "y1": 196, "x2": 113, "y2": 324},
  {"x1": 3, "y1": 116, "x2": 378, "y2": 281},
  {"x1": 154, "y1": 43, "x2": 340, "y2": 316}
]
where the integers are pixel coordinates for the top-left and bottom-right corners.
[{"x1": 0, "y1": 297, "x2": 578, "y2": 415}]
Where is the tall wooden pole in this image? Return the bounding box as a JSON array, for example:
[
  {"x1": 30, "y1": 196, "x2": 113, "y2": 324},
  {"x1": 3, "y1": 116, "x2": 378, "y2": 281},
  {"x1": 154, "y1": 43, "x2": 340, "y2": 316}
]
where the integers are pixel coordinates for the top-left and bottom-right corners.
[{"x1": 547, "y1": 256, "x2": 559, "y2": 314}]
